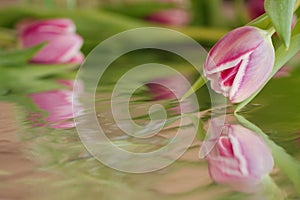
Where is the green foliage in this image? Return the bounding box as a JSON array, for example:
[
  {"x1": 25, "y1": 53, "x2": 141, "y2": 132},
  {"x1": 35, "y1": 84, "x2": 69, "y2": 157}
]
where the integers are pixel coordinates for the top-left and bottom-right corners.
[
  {"x1": 265, "y1": 0, "x2": 296, "y2": 48},
  {"x1": 102, "y1": 1, "x2": 173, "y2": 19},
  {"x1": 0, "y1": 44, "x2": 44, "y2": 66}
]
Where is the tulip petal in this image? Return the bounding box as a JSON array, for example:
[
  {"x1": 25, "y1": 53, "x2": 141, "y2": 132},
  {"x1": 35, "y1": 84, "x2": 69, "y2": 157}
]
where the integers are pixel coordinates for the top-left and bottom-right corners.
[
  {"x1": 207, "y1": 124, "x2": 274, "y2": 192},
  {"x1": 230, "y1": 125, "x2": 274, "y2": 179},
  {"x1": 19, "y1": 18, "x2": 75, "y2": 35},
  {"x1": 204, "y1": 26, "x2": 275, "y2": 103},
  {"x1": 67, "y1": 52, "x2": 85, "y2": 64},
  {"x1": 205, "y1": 26, "x2": 265, "y2": 73},
  {"x1": 30, "y1": 34, "x2": 83, "y2": 64},
  {"x1": 229, "y1": 40, "x2": 274, "y2": 103}
]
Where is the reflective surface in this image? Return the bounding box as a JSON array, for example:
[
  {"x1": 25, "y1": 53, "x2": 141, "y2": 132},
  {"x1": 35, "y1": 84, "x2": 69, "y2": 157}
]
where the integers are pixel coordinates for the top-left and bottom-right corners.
[
  {"x1": 1, "y1": 62, "x2": 300, "y2": 200},
  {"x1": 0, "y1": 6, "x2": 300, "y2": 200}
]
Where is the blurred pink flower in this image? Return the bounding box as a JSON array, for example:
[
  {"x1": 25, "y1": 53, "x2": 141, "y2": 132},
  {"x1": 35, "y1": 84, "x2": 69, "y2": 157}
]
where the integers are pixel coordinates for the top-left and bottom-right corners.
[
  {"x1": 204, "y1": 26, "x2": 275, "y2": 103},
  {"x1": 146, "y1": 75, "x2": 194, "y2": 114},
  {"x1": 156, "y1": 0, "x2": 186, "y2": 4},
  {"x1": 247, "y1": 0, "x2": 265, "y2": 19},
  {"x1": 207, "y1": 124, "x2": 274, "y2": 192},
  {"x1": 247, "y1": 0, "x2": 298, "y2": 29},
  {"x1": 145, "y1": 8, "x2": 190, "y2": 26},
  {"x1": 17, "y1": 18, "x2": 84, "y2": 64},
  {"x1": 28, "y1": 80, "x2": 83, "y2": 129},
  {"x1": 273, "y1": 66, "x2": 292, "y2": 78},
  {"x1": 146, "y1": 76, "x2": 186, "y2": 100}
]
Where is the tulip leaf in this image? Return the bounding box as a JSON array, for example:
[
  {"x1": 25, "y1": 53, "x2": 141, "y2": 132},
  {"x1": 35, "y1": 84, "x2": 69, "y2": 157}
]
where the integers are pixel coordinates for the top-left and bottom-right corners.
[
  {"x1": 235, "y1": 114, "x2": 300, "y2": 195},
  {"x1": 265, "y1": 0, "x2": 296, "y2": 48},
  {"x1": 0, "y1": 63, "x2": 77, "y2": 101},
  {"x1": 0, "y1": 44, "x2": 44, "y2": 66},
  {"x1": 235, "y1": 34, "x2": 300, "y2": 113},
  {"x1": 181, "y1": 75, "x2": 206, "y2": 102}
]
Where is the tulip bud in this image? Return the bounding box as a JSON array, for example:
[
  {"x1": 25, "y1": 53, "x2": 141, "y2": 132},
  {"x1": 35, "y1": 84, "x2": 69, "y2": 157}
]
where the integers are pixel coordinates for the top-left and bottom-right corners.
[
  {"x1": 207, "y1": 124, "x2": 274, "y2": 192},
  {"x1": 204, "y1": 26, "x2": 275, "y2": 103},
  {"x1": 145, "y1": 8, "x2": 190, "y2": 26},
  {"x1": 17, "y1": 18, "x2": 84, "y2": 64},
  {"x1": 28, "y1": 80, "x2": 83, "y2": 129}
]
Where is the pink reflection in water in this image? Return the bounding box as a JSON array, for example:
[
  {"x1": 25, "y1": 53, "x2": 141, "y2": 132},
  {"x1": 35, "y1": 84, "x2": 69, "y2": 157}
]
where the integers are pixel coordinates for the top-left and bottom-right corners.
[
  {"x1": 206, "y1": 123, "x2": 274, "y2": 193},
  {"x1": 146, "y1": 75, "x2": 194, "y2": 114},
  {"x1": 28, "y1": 80, "x2": 83, "y2": 129}
]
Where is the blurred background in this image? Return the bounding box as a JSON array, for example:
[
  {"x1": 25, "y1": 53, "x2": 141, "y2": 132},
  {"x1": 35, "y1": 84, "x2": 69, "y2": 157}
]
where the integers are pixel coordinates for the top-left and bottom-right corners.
[{"x1": 0, "y1": 1, "x2": 300, "y2": 200}]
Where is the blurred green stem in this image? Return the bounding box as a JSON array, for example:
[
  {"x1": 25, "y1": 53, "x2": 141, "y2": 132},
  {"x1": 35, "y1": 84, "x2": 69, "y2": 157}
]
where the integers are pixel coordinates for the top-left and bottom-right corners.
[
  {"x1": 180, "y1": 75, "x2": 206, "y2": 101},
  {"x1": 260, "y1": 175, "x2": 285, "y2": 200}
]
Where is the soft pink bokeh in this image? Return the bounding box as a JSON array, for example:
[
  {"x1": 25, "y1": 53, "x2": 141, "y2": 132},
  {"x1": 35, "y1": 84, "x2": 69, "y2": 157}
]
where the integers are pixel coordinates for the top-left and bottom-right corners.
[
  {"x1": 247, "y1": 0, "x2": 265, "y2": 20},
  {"x1": 145, "y1": 8, "x2": 191, "y2": 26},
  {"x1": 17, "y1": 18, "x2": 84, "y2": 64},
  {"x1": 273, "y1": 66, "x2": 292, "y2": 78},
  {"x1": 146, "y1": 75, "x2": 194, "y2": 114},
  {"x1": 28, "y1": 80, "x2": 83, "y2": 129}
]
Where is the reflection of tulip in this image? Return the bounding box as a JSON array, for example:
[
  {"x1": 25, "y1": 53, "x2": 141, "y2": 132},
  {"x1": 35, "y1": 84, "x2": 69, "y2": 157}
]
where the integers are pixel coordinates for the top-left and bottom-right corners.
[
  {"x1": 204, "y1": 26, "x2": 275, "y2": 103},
  {"x1": 145, "y1": 8, "x2": 190, "y2": 26},
  {"x1": 17, "y1": 18, "x2": 84, "y2": 64},
  {"x1": 207, "y1": 124, "x2": 274, "y2": 192},
  {"x1": 28, "y1": 80, "x2": 83, "y2": 129},
  {"x1": 146, "y1": 75, "x2": 194, "y2": 114},
  {"x1": 146, "y1": 76, "x2": 187, "y2": 101}
]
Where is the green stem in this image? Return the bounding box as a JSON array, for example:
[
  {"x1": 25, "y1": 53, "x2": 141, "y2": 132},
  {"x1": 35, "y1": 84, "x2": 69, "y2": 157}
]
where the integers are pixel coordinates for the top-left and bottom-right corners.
[
  {"x1": 266, "y1": 26, "x2": 276, "y2": 38},
  {"x1": 235, "y1": 113, "x2": 300, "y2": 195},
  {"x1": 180, "y1": 75, "x2": 206, "y2": 102},
  {"x1": 260, "y1": 175, "x2": 285, "y2": 200}
]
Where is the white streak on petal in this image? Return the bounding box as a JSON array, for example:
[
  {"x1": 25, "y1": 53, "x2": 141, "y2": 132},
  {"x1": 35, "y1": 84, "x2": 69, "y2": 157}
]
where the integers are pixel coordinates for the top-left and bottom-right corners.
[
  {"x1": 230, "y1": 132, "x2": 249, "y2": 176},
  {"x1": 229, "y1": 52, "x2": 252, "y2": 101}
]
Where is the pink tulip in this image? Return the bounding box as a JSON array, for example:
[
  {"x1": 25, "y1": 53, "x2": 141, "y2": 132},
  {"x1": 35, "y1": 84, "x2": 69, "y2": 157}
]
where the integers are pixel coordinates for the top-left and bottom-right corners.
[
  {"x1": 28, "y1": 80, "x2": 83, "y2": 129},
  {"x1": 17, "y1": 18, "x2": 84, "y2": 64},
  {"x1": 207, "y1": 124, "x2": 274, "y2": 192},
  {"x1": 204, "y1": 26, "x2": 275, "y2": 103},
  {"x1": 145, "y1": 8, "x2": 190, "y2": 26}
]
